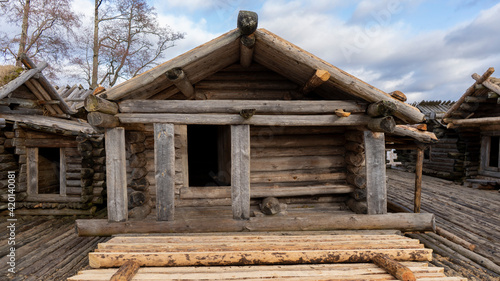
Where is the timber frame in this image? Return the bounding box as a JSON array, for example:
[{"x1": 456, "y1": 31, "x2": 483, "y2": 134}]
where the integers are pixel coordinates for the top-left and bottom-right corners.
[{"x1": 77, "y1": 11, "x2": 436, "y2": 235}]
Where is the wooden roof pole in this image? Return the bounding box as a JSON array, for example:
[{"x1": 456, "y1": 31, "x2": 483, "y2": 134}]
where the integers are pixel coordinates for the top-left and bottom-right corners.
[
  {"x1": 240, "y1": 34, "x2": 255, "y2": 68},
  {"x1": 472, "y1": 73, "x2": 500, "y2": 96},
  {"x1": 165, "y1": 67, "x2": 195, "y2": 99},
  {"x1": 300, "y1": 69, "x2": 331, "y2": 95},
  {"x1": 443, "y1": 67, "x2": 495, "y2": 120}
]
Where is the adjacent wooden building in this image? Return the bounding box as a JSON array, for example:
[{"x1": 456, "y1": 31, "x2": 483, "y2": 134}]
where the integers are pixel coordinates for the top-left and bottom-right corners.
[
  {"x1": 72, "y1": 12, "x2": 436, "y2": 235},
  {"x1": 0, "y1": 55, "x2": 104, "y2": 215}
]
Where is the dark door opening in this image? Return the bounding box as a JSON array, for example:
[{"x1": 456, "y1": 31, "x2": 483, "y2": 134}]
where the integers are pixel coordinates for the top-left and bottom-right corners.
[
  {"x1": 188, "y1": 125, "x2": 231, "y2": 186},
  {"x1": 38, "y1": 147, "x2": 60, "y2": 194}
]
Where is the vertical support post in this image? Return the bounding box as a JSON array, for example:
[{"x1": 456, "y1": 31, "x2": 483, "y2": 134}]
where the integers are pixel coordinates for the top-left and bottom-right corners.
[
  {"x1": 105, "y1": 127, "x2": 128, "y2": 222},
  {"x1": 155, "y1": 123, "x2": 175, "y2": 221},
  {"x1": 175, "y1": 125, "x2": 189, "y2": 188},
  {"x1": 27, "y1": 147, "x2": 38, "y2": 196},
  {"x1": 231, "y1": 124, "x2": 250, "y2": 220},
  {"x1": 414, "y1": 145, "x2": 424, "y2": 213},
  {"x1": 364, "y1": 131, "x2": 387, "y2": 214},
  {"x1": 60, "y1": 148, "x2": 67, "y2": 196}
]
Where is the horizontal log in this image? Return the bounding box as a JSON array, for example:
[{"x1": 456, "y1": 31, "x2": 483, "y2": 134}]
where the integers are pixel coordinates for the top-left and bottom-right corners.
[
  {"x1": 117, "y1": 113, "x2": 372, "y2": 126},
  {"x1": 76, "y1": 213, "x2": 436, "y2": 236},
  {"x1": 251, "y1": 146, "x2": 344, "y2": 158},
  {"x1": 250, "y1": 171, "x2": 346, "y2": 184},
  {"x1": 0, "y1": 113, "x2": 97, "y2": 134},
  {"x1": 445, "y1": 116, "x2": 500, "y2": 127},
  {"x1": 88, "y1": 112, "x2": 120, "y2": 128},
  {"x1": 251, "y1": 155, "x2": 345, "y2": 172},
  {"x1": 118, "y1": 100, "x2": 367, "y2": 114},
  {"x1": 181, "y1": 184, "x2": 354, "y2": 199},
  {"x1": 25, "y1": 138, "x2": 77, "y2": 148},
  {"x1": 84, "y1": 95, "x2": 118, "y2": 115},
  {"x1": 250, "y1": 135, "x2": 344, "y2": 148}
]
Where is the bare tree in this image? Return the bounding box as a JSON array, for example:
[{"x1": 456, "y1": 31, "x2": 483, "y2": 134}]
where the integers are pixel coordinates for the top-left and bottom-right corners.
[
  {"x1": 1, "y1": 0, "x2": 80, "y2": 77},
  {"x1": 75, "y1": 0, "x2": 184, "y2": 88}
]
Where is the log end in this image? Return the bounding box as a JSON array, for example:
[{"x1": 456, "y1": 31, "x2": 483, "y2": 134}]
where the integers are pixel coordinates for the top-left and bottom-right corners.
[
  {"x1": 241, "y1": 33, "x2": 256, "y2": 48},
  {"x1": 165, "y1": 67, "x2": 185, "y2": 81},
  {"x1": 390, "y1": 91, "x2": 407, "y2": 102},
  {"x1": 316, "y1": 69, "x2": 331, "y2": 82},
  {"x1": 238, "y1": 10, "x2": 258, "y2": 35}
]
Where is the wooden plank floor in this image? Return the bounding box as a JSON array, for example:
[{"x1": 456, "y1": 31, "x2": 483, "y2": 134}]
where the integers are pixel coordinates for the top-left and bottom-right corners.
[
  {"x1": 0, "y1": 211, "x2": 109, "y2": 281},
  {"x1": 387, "y1": 168, "x2": 500, "y2": 281}
]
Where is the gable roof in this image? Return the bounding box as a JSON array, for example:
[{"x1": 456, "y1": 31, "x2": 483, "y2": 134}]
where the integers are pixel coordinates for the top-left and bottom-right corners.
[
  {"x1": 102, "y1": 26, "x2": 424, "y2": 124},
  {"x1": 0, "y1": 54, "x2": 76, "y2": 116}
]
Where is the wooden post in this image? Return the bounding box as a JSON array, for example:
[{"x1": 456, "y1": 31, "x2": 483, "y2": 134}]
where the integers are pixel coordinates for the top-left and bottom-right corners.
[
  {"x1": 105, "y1": 127, "x2": 128, "y2": 222},
  {"x1": 27, "y1": 147, "x2": 38, "y2": 196},
  {"x1": 60, "y1": 148, "x2": 67, "y2": 196},
  {"x1": 240, "y1": 34, "x2": 255, "y2": 68},
  {"x1": 414, "y1": 146, "x2": 424, "y2": 213},
  {"x1": 154, "y1": 123, "x2": 175, "y2": 221},
  {"x1": 364, "y1": 131, "x2": 387, "y2": 214},
  {"x1": 231, "y1": 124, "x2": 250, "y2": 220}
]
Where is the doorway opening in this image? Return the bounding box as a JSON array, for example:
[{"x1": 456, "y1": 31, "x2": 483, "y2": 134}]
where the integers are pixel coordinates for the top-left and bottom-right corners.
[{"x1": 188, "y1": 125, "x2": 231, "y2": 186}]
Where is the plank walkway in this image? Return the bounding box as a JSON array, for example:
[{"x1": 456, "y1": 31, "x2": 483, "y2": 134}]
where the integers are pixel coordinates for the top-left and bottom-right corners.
[
  {"x1": 387, "y1": 168, "x2": 500, "y2": 281},
  {"x1": 0, "y1": 211, "x2": 109, "y2": 281}
]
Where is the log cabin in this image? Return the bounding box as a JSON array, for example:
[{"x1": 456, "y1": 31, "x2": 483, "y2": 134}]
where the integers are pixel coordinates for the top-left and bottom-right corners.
[
  {"x1": 442, "y1": 67, "x2": 500, "y2": 189},
  {"x1": 0, "y1": 55, "x2": 104, "y2": 215},
  {"x1": 76, "y1": 11, "x2": 438, "y2": 236}
]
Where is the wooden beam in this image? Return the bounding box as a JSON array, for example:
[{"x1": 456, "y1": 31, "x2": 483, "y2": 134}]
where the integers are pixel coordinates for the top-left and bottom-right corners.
[
  {"x1": 110, "y1": 261, "x2": 140, "y2": 281},
  {"x1": 253, "y1": 29, "x2": 425, "y2": 123},
  {"x1": 75, "y1": 213, "x2": 436, "y2": 236},
  {"x1": 240, "y1": 34, "x2": 255, "y2": 68},
  {"x1": 84, "y1": 95, "x2": 119, "y2": 115},
  {"x1": 443, "y1": 67, "x2": 495, "y2": 120},
  {"x1": 237, "y1": 10, "x2": 258, "y2": 35},
  {"x1": 367, "y1": 116, "x2": 396, "y2": 133},
  {"x1": 154, "y1": 123, "x2": 176, "y2": 221},
  {"x1": 367, "y1": 101, "x2": 397, "y2": 117},
  {"x1": 300, "y1": 69, "x2": 330, "y2": 94},
  {"x1": 60, "y1": 148, "x2": 67, "y2": 197},
  {"x1": 180, "y1": 185, "x2": 355, "y2": 199},
  {"x1": 231, "y1": 125, "x2": 250, "y2": 220},
  {"x1": 165, "y1": 68, "x2": 195, "y2": 99},
  {"x1": 414, "y1": 146, "x2": 424, "y2": 213},
  {"x1": 372, "y1": 254, "x2": 416, "y2": 281},
  {"x1": 392, "y1": 125, "x2": 438, "y2": 143},
  {"x1": 472, "y1": 73, "x2": 500, "y2": 96},
  {"x1": 0, "y1": 113, "x2": 97, "y2": 135},
  {"x1": 117, "y1": 113, "x2": 373, "y2": 126},
  {"x1": 105, "y1": 127, "x2": 128, "y2": 222},
  {"x1": 445, "y1": 116, "x2": 500, "y2": 127},
  {"x1": 118, "y1": 100, "x2": 367, "y2": 114},
  {"x1": 364, "y1": 131, "x2": 387, "y2": 215},
  {"x1": 88, "y1": 112, "x2": 120, "y2": 128}
]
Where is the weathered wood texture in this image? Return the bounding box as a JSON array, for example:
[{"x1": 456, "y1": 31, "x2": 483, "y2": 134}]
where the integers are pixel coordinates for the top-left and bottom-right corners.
[
  {"x1": 76, "y1": 213, "x2": 435, "y2": 236},
  {"x1": 69, "y1": 263, "x2": 464, "y2": 281},
  {"x1": 154, "y1": 123, "x2": 176, "y2": 221},
  {"x1": 364, "y1": 131, "x2": 387, "y2": 214},
  {"x1": 372, "y1": 254, "x2": 416, "y2": 281},
  {"x1": 414, "y1": 147, "x2": 424, "y2": 213},
  {"x1": 387, "y1": 169, "x2": 500, "y2": 279},
  {"x1": 231, "y1": 125, "x2": 251, "y2": 219},
  {"x1": 105, "y1": 127, "x2": 128, "y2": 222}
]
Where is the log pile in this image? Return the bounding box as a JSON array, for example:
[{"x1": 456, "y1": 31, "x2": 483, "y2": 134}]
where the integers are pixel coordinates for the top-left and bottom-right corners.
[
  {"x1": 126, "y1": 130, "x2": 152, "y2": 219},
  {"x1": 68, "y1": 232, "x2": 464, "y2": 281},
  {"x1": 387, "y1": 169, "x2": 500, "y2": 280}
]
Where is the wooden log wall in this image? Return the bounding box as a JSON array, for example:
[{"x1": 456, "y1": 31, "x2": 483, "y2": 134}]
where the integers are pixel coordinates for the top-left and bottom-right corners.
[
  {"x1": 345, "y1": 130, "x2": 367, "y2": 213},
  {"x1": 0, "y1": 127, "x2": 20, "y2": 210},
  {"x1": 191, "y1": 63, "x2": 303, "y2": 100},
  {"x1": 249, "y1": 126, "x2": 348, "y2": 195}
]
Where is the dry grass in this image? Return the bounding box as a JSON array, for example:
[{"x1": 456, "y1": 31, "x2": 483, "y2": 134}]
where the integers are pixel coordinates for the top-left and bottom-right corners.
[{"x1": 0, "y1": 65, "x2": 24, "y2": 87}]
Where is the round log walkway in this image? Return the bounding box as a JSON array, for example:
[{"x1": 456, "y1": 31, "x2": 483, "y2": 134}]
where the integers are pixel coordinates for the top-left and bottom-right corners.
[{"x1": 387, "y1": 168, "x2": 500, "y2": 281}]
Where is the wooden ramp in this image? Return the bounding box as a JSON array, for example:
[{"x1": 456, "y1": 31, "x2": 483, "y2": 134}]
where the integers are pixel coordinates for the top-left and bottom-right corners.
[{"x1": 68, "y1": 233, "x2": 465, "y2": 281}]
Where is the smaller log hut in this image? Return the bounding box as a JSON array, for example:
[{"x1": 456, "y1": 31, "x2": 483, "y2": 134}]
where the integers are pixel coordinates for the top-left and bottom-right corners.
[
  {"x1": 76, "y1": 11, "x2": 438, "y2": 236},
  {"x1": 442, "y1": 67, "x2": 500, "y2": 188},
  {"x1": 0, "y1": 55, "x2": 104, "y2": 215}
]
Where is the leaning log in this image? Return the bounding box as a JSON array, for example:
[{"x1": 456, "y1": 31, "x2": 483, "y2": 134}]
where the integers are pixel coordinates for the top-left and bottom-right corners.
[
  {"x1": 165, "y1": 68, "x2": 195, "y2": 99},
  {"x1": 237, "y1": 10, "x2": 258, "y2": 35},
  {"x1": 372, "y1": 254, "x2": 416, "y2": 281},
  {"x1": 76, "y1": 213, "x2": 436, "y2": 236},
  {"x1": 84, "y1": 95, "x2": 119, "y2": 115},
  {"x1": 300, "y1": 69, "x2": 330, "y2": 95},
  {"x1": 110, "y1": 261, "x2": 140, "y2": 281}
]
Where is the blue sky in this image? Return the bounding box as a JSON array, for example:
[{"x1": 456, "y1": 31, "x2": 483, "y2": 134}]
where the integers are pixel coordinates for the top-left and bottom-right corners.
[{"x1": 9, "y1": 0, "x2": 500, "y2": 102}]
